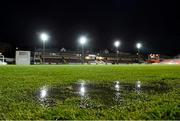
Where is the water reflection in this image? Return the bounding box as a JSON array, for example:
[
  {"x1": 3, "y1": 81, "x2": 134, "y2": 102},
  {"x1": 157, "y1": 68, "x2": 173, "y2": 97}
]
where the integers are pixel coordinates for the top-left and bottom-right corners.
[
  {"x1": 115, "y1": 81, "x2": 120, "y2": 91},
  {"x1": 114, "y1": 92, "x2": 121, "y2": 102},
  {"x1": 39, "y1": 86, "x2": 48, "y2": 100},
  {"x1": 37, "y1": 86, "x2": 57, "y2": 107},
  {"x1": 136, "y1": 81, "x2": 141, "y2": 88},
  {"x1": 79, "y1": 82, "x2": 86, "y2": 97},
  {"x1": 78, "y1": 82, "x2": 89, "y2": 108},
  {"x1": 35, "y1": 81, "x2": 170, "y2": 108},
  {"x1": 114, "y1": 81, "x2": 122, "y2": 105},
  {"x1": 135, "y1": 81, "x2": 141, "y2": 94}
]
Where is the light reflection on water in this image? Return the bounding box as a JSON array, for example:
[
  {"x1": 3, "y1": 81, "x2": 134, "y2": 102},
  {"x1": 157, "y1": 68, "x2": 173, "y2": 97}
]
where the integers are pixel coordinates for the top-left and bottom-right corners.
[
  {"x1": 78, "y1": 82, "x2": 89, "y2": 108},
  {"x1": 113, "y1": 81, "x2": 121, "y2": 103},
  {"x1": 135, "y1": 81, "x2": 141, "y2": 94},
  {"x1": 36, "y1": 81, "x2": 169, "y2": 108},
  {"x1": 79, "y1": 82, "x2": 86, "y2": 97},
  {"x1": 115, "y1": 81, "x2": 120, "y2": 92},
  {"x1": 37, "y1": 86, "x2": 57, "y2": 107},
  {"x1": 39, "y1": 86, "x2": 48, "y2": 100}
]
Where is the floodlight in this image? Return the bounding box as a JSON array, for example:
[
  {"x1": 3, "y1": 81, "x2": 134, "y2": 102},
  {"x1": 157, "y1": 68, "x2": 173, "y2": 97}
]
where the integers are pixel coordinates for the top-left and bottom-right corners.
[
  {"x1": 79, "y1": 36, "x2": 87, "y2": 45},
  {"x1": 79, "y1": 36, "x2": 88, "y2": 64},
  {"x1": 114, "y1": 40, "x2": 121, "y2": 64},
  {"x1": 114, "y1": 40, "x2": 120, "y2": 48},
  {"x1": 40, "y1": 33, "x2": 49, "y2": 42},
  {"x1": 39, "y1": 32, "x2": 49, "y2": 64},
  {"x1": 136, "y1": 43, "x2": 142, "y2": 49}
]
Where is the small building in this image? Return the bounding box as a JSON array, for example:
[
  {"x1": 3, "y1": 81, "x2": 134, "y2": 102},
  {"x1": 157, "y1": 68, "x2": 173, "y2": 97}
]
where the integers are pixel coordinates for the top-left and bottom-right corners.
[{"x1": 16, "y1": 51, "x2": 30, "y2": 65}]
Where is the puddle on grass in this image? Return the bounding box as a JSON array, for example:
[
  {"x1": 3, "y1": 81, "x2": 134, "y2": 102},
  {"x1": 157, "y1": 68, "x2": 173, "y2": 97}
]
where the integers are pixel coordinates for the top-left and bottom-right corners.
[{"x1": 35, "y1": 81, "x2": 172, "y2": 108}]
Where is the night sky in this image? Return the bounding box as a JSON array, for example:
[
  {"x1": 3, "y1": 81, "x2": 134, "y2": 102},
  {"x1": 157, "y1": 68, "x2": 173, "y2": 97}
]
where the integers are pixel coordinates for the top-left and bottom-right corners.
[{"x1": 0, "y1": 0, "x2": 179, "y2": 56}]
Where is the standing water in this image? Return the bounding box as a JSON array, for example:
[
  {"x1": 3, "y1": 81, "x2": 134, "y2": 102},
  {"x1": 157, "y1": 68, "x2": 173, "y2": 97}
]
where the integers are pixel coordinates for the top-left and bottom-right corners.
[{"x1": 35, "y1": 81, "x2": 171, "y2": 108}]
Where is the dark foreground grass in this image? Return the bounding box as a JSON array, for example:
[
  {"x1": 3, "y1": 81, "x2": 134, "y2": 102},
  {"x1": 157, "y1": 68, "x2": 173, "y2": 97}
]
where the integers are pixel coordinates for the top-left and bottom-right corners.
[{"x1": 0, "y1": 64, "x2": 180, "y2": 120}]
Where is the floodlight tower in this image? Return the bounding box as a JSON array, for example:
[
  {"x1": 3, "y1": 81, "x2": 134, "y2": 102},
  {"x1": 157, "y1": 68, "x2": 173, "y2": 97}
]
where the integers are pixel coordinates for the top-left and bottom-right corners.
[
  {"x1": 136, "y1": 43, "x2": 142, "y2": 63},
  {"x1": 114, "y1": 40, "x2": 121, "y2": 64},
  {"x1": 40, "y1": 33, "x2": 49, "y2": 63},
  {"x1": 79, "y1": 36, "x2": 87, "y2": 64}
]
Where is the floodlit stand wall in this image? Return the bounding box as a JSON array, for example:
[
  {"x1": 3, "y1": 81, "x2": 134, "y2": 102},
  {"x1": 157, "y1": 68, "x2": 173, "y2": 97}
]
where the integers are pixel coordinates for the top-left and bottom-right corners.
[{"x1": 16, "y1": 51, "x2": 30, "y2": 65}]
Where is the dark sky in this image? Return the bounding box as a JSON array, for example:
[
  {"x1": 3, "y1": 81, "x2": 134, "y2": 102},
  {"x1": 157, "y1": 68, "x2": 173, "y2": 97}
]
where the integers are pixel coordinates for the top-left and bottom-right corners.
[{"x1": 0, "y1": 0, "x2": 179, "y2": 55}]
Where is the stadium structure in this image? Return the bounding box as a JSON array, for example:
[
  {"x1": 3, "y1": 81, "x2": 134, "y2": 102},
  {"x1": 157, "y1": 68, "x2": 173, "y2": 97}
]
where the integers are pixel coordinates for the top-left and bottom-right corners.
[
  {"x1": 33, "y1": 48, "x2": 139, "y2": 64},
  {"x1": 1, "y1": 48, "x2": 180, "y2": 65},
  {"x1": 160, "y1": 55, "x2": 180, "y2": 64}
]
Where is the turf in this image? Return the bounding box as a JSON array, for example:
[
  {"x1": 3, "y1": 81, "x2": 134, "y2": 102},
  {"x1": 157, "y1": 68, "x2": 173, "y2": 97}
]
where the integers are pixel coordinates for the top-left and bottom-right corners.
[{"x1": 0, "y1": 64, "x2": 180, "y2": 120}]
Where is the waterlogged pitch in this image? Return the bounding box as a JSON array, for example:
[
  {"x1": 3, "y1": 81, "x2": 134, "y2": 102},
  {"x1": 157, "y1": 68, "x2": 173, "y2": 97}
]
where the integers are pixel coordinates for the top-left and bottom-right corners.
[{"x1": 0, "y1": 65, "x2": 180, "y2": 120}]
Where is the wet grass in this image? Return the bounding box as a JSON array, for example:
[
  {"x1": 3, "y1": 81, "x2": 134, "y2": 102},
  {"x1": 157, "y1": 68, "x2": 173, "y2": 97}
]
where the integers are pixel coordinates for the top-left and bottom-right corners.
[{"x1": 0, "y1": 64, "x2": 180, "y2": 120}]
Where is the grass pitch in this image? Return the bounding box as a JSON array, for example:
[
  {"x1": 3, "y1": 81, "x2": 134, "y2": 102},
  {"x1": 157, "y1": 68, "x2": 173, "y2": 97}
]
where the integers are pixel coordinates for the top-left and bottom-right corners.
[{"x1": 0, "y1": 64, "x2": 180, "y2": 120}]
